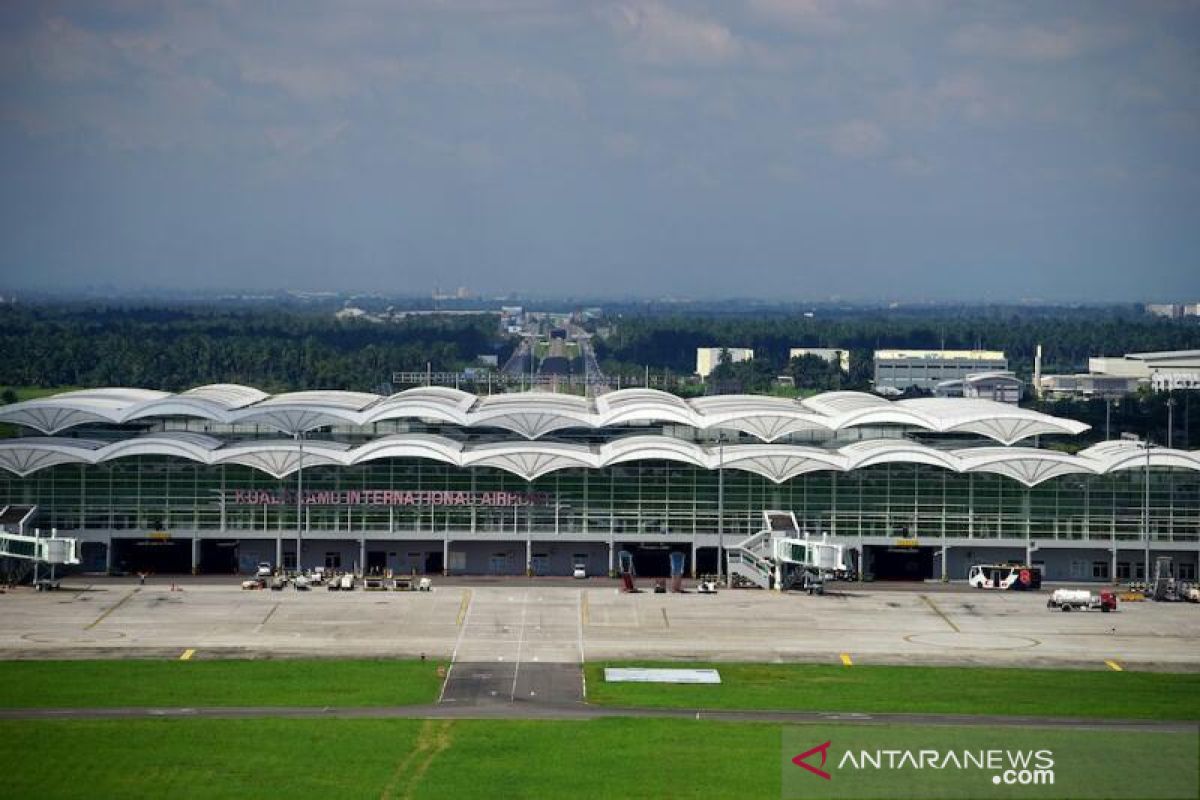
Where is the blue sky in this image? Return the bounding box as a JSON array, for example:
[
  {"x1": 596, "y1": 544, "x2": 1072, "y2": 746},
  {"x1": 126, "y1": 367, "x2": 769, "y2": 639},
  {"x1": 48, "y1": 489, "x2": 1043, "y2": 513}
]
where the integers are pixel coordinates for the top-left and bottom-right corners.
[{"x1": 1, "y1": 1, "x2": 1197, "y2": 301}]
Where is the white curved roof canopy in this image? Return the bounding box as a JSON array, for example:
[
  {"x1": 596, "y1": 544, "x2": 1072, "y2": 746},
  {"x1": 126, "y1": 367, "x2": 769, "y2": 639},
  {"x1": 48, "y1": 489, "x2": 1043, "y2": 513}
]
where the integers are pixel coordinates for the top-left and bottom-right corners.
[
  {"x1": 0, "y1": 435, "x2": 1192, "y2": 484},
  {"x1": 0, "y1": 386, "x2": 1089, "y2": 444}
]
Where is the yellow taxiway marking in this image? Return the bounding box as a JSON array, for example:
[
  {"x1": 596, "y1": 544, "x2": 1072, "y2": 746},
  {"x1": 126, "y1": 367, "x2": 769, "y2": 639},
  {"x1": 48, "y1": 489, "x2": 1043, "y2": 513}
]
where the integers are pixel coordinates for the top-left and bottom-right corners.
[
  {"x1": 919, "y1": 594, "x2": 961, "y2": 633},
  {"x1": 84, "y1": 588, "x2": 139, "y2": 630},
  {"x1": 839, "y1": 653, "x2": 853, "y2": 666},
  {"x1": 1104, "y1": 659, "x2": 1123, "y2": 672},
  {"x1": 456, "y1": 590, "x2": 472, "y2": 627},
  {"x1": 179, "y1": 649, "x2": 196, "y2": 661}
]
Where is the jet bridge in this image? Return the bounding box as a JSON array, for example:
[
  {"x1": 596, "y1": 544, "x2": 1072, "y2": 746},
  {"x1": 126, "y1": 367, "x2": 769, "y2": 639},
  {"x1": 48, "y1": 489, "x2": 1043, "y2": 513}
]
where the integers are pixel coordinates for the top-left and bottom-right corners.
[
  {"x1": 0, "y1": 506, "x2": 79, "y2": 587},
  {"x1": 726, "y1": 510, "x2": 846, "y2": 592}
]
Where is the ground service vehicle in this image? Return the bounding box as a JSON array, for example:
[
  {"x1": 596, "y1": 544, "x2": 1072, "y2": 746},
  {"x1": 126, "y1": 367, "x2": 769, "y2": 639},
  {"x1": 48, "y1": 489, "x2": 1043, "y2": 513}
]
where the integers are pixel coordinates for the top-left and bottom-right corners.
[
  {"x1": 968, "y1": 563, "x2": 1042, "y2": 590},
  {"x1": 1047, "y1": 588, "x2": 1117, "y2": 612}
]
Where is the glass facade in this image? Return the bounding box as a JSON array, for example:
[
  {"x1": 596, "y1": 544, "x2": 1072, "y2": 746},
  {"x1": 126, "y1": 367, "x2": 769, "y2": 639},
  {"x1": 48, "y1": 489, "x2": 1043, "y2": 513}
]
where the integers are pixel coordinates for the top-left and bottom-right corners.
[{"x1": 2, "y1": 457, "x2": 1196, "y2": 544}]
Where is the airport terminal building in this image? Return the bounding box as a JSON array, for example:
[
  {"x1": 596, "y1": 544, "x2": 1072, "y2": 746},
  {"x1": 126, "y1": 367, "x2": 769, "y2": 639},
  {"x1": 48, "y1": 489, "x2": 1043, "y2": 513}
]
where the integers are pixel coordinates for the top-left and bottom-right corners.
[{"x1": 0, "y1": 386, "x2": 1197, "y2": 582}]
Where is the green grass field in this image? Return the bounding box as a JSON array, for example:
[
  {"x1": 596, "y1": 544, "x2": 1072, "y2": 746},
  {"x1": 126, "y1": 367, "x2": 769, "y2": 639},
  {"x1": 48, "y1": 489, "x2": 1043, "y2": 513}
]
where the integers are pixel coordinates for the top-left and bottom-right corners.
[
  {"x1": 585, "y1": 662, "x2": 1200, "y2": 720},
  {"x1": 6, "y1": 660, "x2": 1198, "y2": 721},
  {"x1": 0, "y1": 659, "x2": 446, "y2": 708},
  {"x1": 2, "y1": 718, "x2": 1194, "y2": 799},
  {"x1": 0, "y1": 718, "x2": 773, "y2": 799},
  {"x1": 2, "y1": 661, "x2": 1197, "y2": 797}
]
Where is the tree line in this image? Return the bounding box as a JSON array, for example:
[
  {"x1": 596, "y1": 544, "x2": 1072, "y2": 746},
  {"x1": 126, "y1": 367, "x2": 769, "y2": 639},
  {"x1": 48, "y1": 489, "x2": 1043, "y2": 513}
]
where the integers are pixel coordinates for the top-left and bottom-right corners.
[{"x1": 0, "y1": 306, "x2": 509, "y2": 393}]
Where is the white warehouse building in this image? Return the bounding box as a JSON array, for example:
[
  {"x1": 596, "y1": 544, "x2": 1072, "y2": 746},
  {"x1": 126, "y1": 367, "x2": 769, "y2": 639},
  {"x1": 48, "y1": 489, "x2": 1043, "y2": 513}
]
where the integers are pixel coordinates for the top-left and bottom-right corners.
[{"x1": 696, "y1": 347, "x2": 754, "y2": 379}]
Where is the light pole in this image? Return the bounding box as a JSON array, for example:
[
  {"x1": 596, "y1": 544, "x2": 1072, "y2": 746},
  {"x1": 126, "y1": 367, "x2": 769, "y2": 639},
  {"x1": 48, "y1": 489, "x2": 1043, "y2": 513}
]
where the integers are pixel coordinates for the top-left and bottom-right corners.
[
  {"x1": 295, "y1": 430, "x2": 304, "y2": 574},
  {"x1": 717, "y1": 433, "x2": 726, "y2": 584},
  {"x1": 1105, "y1": 398, "x2": 1113, "y2": 441}
]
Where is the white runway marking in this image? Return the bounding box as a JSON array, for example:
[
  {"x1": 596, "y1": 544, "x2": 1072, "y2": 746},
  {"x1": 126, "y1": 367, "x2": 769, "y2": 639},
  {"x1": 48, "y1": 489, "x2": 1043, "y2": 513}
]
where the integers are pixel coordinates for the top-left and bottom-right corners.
[
  {"x1": 437, "y1": 587, "x2": 477, "y2": 703},
  {"x1": 577, "y1": 589, "x2": 588, "y2": 699},
  {"x1": 509, "y1": 591, "x2": 530, "y2": 702}
]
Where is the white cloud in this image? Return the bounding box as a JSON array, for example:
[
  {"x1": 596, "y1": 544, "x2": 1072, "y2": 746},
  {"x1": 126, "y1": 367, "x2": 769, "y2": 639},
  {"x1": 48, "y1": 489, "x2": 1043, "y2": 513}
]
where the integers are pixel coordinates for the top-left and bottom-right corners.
[
  {"x1": 745, "y1": 0, "x2": 844, "y2": 35},
  {"x1": 601, "y1": 2, "x2": 741, "y2": 65},
  {"x1": 893, "y1": 154, "x2": 934, "y2": 177},
  {"x1": 264, "y1": 120, "x2": 350, "y2": 157},
  {"x1": 603, "y1": 131, "x2": 642, "y2": 159},
  {"x1": 828, "y1": 119, "x2": 888, "y2": 158},
  {"x1": 950, "y1": 21, "x2": 1128, "y2": 63},
  {"x1": 240, "y1": 62, "x2": 364, "y2": 102},
  {"x1": 933, "y1": 73, "x2": 1013, "y2": 124}
]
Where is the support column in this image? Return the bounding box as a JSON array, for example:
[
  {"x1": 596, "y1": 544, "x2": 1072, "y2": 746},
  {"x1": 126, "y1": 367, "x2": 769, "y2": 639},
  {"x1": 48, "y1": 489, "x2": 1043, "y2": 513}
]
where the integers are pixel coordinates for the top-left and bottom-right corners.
[
  {"x1": 1110, "y1": 478, "x2": 1117, "y2": 585},
  {"x1": 941, "y1": 544, "x2": 948, "y2": 582},
  {"x1": 275, "y1": 536, "x2": 282, "y2": 570},
  {"x1": 443, "y1": 538, "x2": 450, "y2": 576},
  {"x1": 220, "y1": 466, "x2": 227, "y2": 532},
  {"x1": 968, "y1": 474, "x2": 974, "y2": 538},
  {"x1": 525, "y1": 537, "x2": 532, "y2": 576},
  {"x1": 608, "y1": 541, "x2": 614, "y2": 575},
  {"x1": 359, "y1": 538, "x2": 366, "y2": 575},
  {"x1": 191, "y1": 536, "x2": 199, "y2": 575},
  {"x1": 1024, "y1": 489, "x2": 1032, "y2": 566},
  {"x1": 105, "y1": 537, "x2": 113, "y2": 575},
  {"x1": 690, "y1": 538, "x2": 697, "y2": 579},
  {"x1": 831, "y1": 472, "x2": 838, "y2": 536}
]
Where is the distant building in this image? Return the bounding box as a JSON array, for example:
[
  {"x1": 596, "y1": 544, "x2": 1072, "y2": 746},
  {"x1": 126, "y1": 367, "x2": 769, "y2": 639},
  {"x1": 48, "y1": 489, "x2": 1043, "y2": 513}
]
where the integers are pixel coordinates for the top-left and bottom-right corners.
[
  {"x1": 1037, "y1": 374, "x2": 1143, "y2": 400},
  {"x1": 873, "y1": 349, "x2": 1007, "y2": 392},
  {"x1": 1151, "y1": 373, "x2": 1200, "y2": 391},
  {"x1": 696, "y1": 347, "x2": 754, "y2": 379},
  {"x1": 500, "y1": 306, "x2": 524, "y2": 335},
  {"x1": 789, "y1": 347, "x2": 850, "y2": 372},
  {"x1": 1088, "y1": 350, "x2": 1200, "y2": 379},
  {"x1": 1145, "y1": 303, "x2": 1199, "y2": 319},
  {"x1": 1146, "y1": 303, "x2": 1182, "y2": 319},
  {"x1": 934, "y1": 371, "x2": 1022, "y2": 404},
  {"x1": 1038, "y1": 349, "x2": 1200, "y2": 399}
]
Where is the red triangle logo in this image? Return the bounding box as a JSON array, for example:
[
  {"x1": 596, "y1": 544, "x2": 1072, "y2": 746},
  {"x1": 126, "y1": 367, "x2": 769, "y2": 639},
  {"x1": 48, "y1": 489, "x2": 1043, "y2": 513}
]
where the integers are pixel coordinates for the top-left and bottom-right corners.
[{"x1": 792, "y1": 740, "x2": 832, "y2": 780}]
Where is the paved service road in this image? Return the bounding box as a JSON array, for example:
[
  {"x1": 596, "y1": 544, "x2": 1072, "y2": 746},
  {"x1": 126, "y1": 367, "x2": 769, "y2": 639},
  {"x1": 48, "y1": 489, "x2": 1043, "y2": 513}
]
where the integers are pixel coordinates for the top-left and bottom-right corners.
[{"x1": 439, "y1": 588, "x2": 586, "y2": 706}]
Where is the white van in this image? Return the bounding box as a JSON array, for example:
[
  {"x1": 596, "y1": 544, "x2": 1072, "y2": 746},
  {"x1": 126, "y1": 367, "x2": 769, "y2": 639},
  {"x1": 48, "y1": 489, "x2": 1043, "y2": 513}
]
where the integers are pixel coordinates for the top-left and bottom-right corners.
[{"x1": 968, "y1": 563, "x2": 1042, "y2": 590}]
